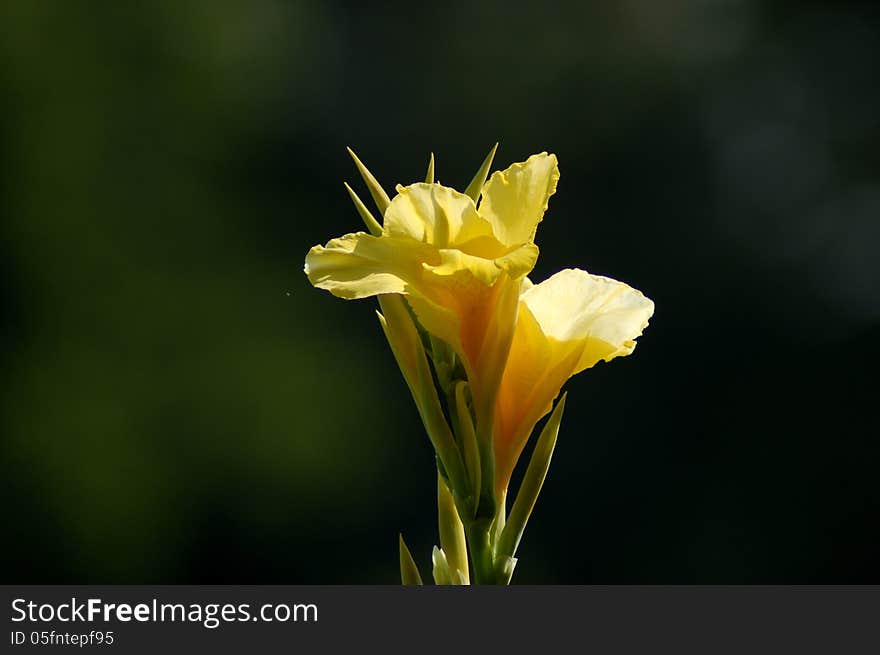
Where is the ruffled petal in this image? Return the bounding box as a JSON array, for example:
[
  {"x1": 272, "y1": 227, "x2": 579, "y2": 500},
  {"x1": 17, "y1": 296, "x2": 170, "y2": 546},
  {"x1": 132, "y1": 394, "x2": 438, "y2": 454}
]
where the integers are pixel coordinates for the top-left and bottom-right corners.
[
  {"x1": 384, "y1": 182, "x2": 502, "y2": 253},
  {"x1": 423, "y1": 243, "x2": 537, "y2": 286},
  {"x1": 495, "y1": 243, "x2": 539, "y2": 280},
  {"x1": 478, "y1": 153, "x2": 560, "y2": 247},
  {"x1": 304, "y1": 232, "x2": 436, "y2": 299},
  {"x1": 493, "y1": 268, "x2": 654, "y2": 492},
  {"x1": 424, "y1": 249, "x2": 505, "y2": 285},
  {"x1": 521, "y1": 269, "x2": 654, "y2": 373}
]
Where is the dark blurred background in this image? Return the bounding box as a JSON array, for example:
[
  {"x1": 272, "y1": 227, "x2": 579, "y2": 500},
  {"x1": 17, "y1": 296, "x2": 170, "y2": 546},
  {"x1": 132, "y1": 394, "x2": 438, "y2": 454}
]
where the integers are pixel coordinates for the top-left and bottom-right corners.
[{"x1": 1, "y1": 0, "x2": 878, "y2": 583}]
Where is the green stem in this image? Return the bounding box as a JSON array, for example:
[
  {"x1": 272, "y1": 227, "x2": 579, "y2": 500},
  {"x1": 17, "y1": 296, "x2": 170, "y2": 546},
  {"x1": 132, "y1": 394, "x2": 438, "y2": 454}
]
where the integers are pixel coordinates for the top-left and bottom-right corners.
[{"x1": 466, "y1": 520, "x2": 498, "y2": 585}]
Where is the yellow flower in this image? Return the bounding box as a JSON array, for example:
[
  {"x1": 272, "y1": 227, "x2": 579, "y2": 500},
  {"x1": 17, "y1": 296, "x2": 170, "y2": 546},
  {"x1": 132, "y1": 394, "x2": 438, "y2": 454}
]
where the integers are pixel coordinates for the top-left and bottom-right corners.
[
  {"x1": 306, "y1": 147, "x2": 656, "y2": 583},
  {"x1": 305, "y1": 153, "x2": 559, "y2": 428},
  {"x1": 493, "y1": 269, "x2": 654, "y2": 494}
]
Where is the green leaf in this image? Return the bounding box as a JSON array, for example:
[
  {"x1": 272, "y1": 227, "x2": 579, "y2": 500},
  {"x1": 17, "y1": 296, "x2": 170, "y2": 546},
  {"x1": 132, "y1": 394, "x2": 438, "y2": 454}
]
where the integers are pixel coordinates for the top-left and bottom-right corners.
[
  {"x1": 425, "y1": 152, "x2": 435, "y2": 184},
  {"x1": 399, "y1": 534, "x2": 423, "y2": 585},
  {"x1": 343, "y1": 182, "x2": 383, "y2": 237},
  {"x1": 463, "y1": 142, "x2": 498, "y2": 203},
  {"x1": 376, "y1": 297, "x2": 469, "y2": 501},
  {"x1": 347, "y1": 147, "x2": 391, "y2": 215},
  {"x1": 496, "y1": 393, "x2": 567, "y2": 572},
  {"x1": 437, "y1": 473, "x2": 469, "y2": 584}
]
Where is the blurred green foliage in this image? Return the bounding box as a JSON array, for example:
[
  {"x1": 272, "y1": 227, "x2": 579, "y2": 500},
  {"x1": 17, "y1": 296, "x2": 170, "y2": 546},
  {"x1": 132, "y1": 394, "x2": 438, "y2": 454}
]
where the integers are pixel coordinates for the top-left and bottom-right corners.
[{"x1": 1, "y1": 0, "x2": 878, "y2": 582}]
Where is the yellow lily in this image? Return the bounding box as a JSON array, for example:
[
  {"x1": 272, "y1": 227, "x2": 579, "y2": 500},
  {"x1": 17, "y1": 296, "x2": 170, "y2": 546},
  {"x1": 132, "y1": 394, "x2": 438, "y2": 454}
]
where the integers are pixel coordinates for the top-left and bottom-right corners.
[
  {"x1": 305, "y1": 152, "x2": 559, "y2": 432},
  {"x1": 493, "y1": 269, "x2": 655, "y2": 495}
]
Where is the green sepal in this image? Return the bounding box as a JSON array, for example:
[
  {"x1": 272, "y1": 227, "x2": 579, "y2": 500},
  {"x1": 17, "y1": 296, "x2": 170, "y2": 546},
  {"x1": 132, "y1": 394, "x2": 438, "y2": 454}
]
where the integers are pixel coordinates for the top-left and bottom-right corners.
[
  {"x1": 463, "y1": 142, "x2": 498, "y2": 203},
  {"x1": 343, "y1": 182, "x2": 383, "y2": 237},
  {"x1": 376, "y1": 297, "x2": 469, "y2": 502},
  {"x1": 437, "y1": 473, "x2": 469, "y2": 584},
  {"x1": 399, "y1": 534, "x2": 424, "y2": 585},
  {"x1": 425, "y1": 152, "x2": 435, "y2": 184},
  {"x1": 496, "y1": 392, "x2": 567, "y2": 571},
  {"x1": 347, "y1": 147, "x2": 391, "y2": 215},
  {"x1": 453, "y1": 382, "x2": 480, "y2": 517},
  {"x1": 473, "y1": 423, "x2": 497, "y2": 523}
]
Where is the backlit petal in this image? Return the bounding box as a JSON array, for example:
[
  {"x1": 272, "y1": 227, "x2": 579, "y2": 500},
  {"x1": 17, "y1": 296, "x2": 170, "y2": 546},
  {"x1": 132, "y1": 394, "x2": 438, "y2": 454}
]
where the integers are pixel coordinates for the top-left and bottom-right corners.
[
  {"x1": 521, "y1": 269, "x2": 654, "y2": 373},
  {"x1": 493, "y1": 268, "x2": 654, "y2": 492},
  {"x1": 407, "y1": 273, "x2": 522, "y2": 433},
  {"x1": 305, "y1": 232, "x2": 436, "y2": 299},
  {"x1": 384, "y1": 182, "x2": 501, "y2": 253},
  {"x1": 478, "y1": 153, "x2": 560, "y2": 247}
]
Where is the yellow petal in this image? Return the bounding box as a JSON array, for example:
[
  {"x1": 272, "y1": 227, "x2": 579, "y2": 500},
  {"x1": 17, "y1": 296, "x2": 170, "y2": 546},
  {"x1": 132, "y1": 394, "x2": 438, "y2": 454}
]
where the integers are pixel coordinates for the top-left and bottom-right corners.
[
  {"x1": 521, "y1": 268, "x2": 654, "y2": 373},
  {"x1": 407, "y1": 272, "x2": 521, "y2": 435},
  {"x1": 493, "y1": 268, "x2": 654, "y2": 492},
  {"x1": 424, "y1": 249, "x2": 504, "y2": 285},
  {"x1": 423, "y1": 242, "x2": 537, "y2": 286},
  {"x1": 478, "y1": 153, "x2": 560, "y2": 247},
  {"x1": 384, "y1": 182, "x2": 502, "y2": 254},
  {"x1": 495, "y1": 243, "x2": 540, "y2": 280},
  {"x1": 304, "y1": 232, "x2": 436, "y2": 299}
]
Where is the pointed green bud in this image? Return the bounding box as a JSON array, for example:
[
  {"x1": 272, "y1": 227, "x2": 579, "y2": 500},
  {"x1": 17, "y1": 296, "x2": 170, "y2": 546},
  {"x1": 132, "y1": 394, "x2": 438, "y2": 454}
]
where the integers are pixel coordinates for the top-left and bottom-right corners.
[
  {"x1": 343, "y1": 182, "x2": 383, "y2": 237},
  {"x1": 437, "y1": 473, "x2": 469, "y2": 584},
  {"x1": 425, "y1": 152, "x2": 435, "y2": 184},
  {"x1": 463, "y1": 142, "x2": 498, "y2": 203},
  {"x1": 431, "y1": 546, "x2": 453, "y2": 586},
  {"x1": 496, "y1": 393, "x2": 567, "y2": 569},
  {"x1": 497, "y1": 556, "x2": 517, "y2": 585},
  {"x1": 399, "y1": 534, "x2": 423, "y2": 585},
  {"x1": 347, "y1": 147, "x2": 391, "y2": 215}
]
